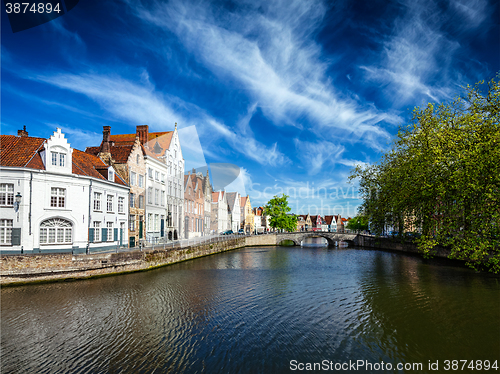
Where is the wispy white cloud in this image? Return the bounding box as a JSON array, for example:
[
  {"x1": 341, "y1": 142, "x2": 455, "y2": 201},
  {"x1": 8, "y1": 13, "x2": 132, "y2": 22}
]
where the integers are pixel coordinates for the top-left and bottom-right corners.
[
  {"x1": 360, "y1": 0, "x2": 489, "y2": 104},
  {"x1": 129, "y1": 0, "x2": 397, "y2": 142},
  {"x1": 294, "y1": 138, "x2": 369, "y2": 175},
  {"x1": 45, "y1": 123, "x2": 102, "y2": 150},
  {"x1": 32, "y1": 70, "x2": 288, "y2": 166}
]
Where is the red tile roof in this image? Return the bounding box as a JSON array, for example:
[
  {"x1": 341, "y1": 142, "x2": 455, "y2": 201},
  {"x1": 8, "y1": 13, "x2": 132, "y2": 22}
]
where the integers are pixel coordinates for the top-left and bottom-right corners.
[
  {"x1": 0, "y1": 135, "x2": 45, "y2": 168},
  {"x1": 1, "y1": 135, "x2": 126, "y2": 186},
  {"x1": 324, "y1": 215, "x2": 334, "y2": 225}
]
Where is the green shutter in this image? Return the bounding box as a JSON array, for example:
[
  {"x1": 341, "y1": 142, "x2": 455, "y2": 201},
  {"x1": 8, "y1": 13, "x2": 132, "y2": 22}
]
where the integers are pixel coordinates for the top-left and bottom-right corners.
[
  {"x1": 89, "y1": 228, "x2": 94, "y2": 243},
  {"x1": 102, "y1": 228, "x2": 107, "y2": 242},
  {"x1": 114, "y1": 228, "x2": 118, "y2": 241},
  {"x1": 11, "y1": 228, "x2": 21, "y2": 246}
]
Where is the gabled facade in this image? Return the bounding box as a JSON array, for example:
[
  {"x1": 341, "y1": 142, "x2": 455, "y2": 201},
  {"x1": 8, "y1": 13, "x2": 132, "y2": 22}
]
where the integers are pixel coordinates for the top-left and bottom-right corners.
[
  {"x1": 240, "y1": 195, "x2": 254, "y2": 233},
  {"x1": 211, "y1": 191, "x2": 228, "y2": 233},
  {"x1": 1, "y1": 128, "x2": 129, "y2": 253},
  {"x1": 184, "y1": 171, "x2": 204, "y2": 238},
  {"x1": 201, "y1": 171, "x2": 212, "y2": 235},
  {"x1": 324, "y1": 215, "x2": 337, "y2": 232},
  {"x1": 86, "y1": 126, "x2": 146, "y2": 247},
  {"x1": 225, "y1": 192, "x2": 241, "y2": 232},
  {"x1": 87, "y1": 124, "x2": 184, "y2": 242}
]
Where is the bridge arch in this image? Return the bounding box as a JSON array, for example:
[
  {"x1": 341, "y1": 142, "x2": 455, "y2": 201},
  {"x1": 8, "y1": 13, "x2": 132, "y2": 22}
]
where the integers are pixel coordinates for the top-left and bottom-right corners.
[{"x1": 276, "y1": 232, "x2": 359, "y2": 247}]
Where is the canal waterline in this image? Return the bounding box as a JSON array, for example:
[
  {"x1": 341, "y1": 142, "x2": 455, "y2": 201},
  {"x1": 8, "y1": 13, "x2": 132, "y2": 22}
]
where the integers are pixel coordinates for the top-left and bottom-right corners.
[{"x1": 2, "y1": 246, "x2": 499, "y2": 373}]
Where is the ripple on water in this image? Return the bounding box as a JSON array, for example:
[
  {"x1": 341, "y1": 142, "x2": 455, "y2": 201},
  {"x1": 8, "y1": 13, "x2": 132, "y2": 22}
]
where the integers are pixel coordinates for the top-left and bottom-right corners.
[{"x1": 2, "y1": 246, "x2": 499, "y2": 373}]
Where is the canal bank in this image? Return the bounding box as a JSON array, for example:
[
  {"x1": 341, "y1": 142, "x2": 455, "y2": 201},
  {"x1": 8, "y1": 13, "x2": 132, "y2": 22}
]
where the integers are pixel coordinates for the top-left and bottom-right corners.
[
  {"x1": 1, "y1": 236, "x2": 254, "y2": 287},
  {"x1": 0, "y1": 233, "x2": 460, "y2": 287}
]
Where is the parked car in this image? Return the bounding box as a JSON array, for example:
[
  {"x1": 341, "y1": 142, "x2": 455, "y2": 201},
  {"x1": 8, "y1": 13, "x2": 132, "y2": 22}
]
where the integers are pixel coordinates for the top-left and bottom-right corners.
[
  {"x1": 221, "y1": 230, "x2": 234, "y2": 235},
  {"x1": 238, "y1": 229, "x2": 245, "y2": 235}
]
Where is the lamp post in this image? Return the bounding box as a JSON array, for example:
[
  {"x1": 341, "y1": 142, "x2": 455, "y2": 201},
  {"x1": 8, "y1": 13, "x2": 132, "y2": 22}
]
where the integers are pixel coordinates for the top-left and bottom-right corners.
[{"x1": 13, "y1": 192, "x2": 22, "y2": 213}]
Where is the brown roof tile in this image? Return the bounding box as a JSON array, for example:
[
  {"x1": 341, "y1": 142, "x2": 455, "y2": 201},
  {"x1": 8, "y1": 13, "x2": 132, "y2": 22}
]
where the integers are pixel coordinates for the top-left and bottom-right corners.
[{"x1": 0, "y1": 135, "x2": 46, "y2": 168}]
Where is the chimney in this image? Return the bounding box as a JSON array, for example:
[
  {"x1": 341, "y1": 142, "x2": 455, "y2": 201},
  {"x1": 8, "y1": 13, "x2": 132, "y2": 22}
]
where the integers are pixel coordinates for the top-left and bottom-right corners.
[
  {"x1": 136, "y1": 125, "x2": 149, "y2": 146},
  {"x1": 17, "y1": 125, "x2": 28, "y2": 137},
  {"x1": 101, "y1": 126, "x2": 111, "y2": 153}
]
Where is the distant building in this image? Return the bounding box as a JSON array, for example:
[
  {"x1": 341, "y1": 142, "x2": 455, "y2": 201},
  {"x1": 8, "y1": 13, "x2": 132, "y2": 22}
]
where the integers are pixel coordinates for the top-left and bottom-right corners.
[
  {"x1": 226, "y1": 192, "x2": 241, "y2": 232},
  {"x1": 240, "y1": 195, "x2": 254, "y2": 233}
]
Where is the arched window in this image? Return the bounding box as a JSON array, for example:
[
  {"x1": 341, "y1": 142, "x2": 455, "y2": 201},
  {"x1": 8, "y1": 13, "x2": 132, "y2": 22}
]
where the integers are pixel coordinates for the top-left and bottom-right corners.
[{"x1": 39, "y1": 218, "x2": 72, "y2": 245}]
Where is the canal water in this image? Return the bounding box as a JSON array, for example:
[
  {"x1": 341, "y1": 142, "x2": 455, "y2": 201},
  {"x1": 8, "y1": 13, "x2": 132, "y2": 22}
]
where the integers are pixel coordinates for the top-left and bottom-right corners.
[{"x1": 2, "y1": 246, "x2": 499, "y2": 373}]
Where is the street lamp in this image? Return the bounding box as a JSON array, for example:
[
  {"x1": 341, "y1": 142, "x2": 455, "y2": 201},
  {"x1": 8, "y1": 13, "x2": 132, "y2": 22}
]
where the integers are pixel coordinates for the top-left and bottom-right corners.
[{"x1": 13, "y1": 192, "x2": 22, "y2": 213}]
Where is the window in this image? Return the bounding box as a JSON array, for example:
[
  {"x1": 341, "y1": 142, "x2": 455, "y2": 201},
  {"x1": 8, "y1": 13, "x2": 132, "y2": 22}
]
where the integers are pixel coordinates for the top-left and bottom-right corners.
[
  {"x1": 130, "y1": 172, "x2": 136, "y2": 186},
  {"x1": 138, "y1": 175, "x2": 144, "y2": 188},
  {"x1": 161, "y1": 191, "x2": 165, "y2": 206},
  {"x1": 136, "y1": 154, "x2": 139, "y2": 165},
  {"x1": 0, "y1": 184, "x2": 14, "y2": 206},
  {"x1": 51, "y1": 152, "x2": 65, "y2": 167},
  {"x1": 148, "y1": 168, "x2": 153, "y2": 179},
  {"x1": 94, "y1": 192, "x2": 102, "y2": 211},
  {"x1": 139, "y1": 195, "x2": 144, "y2": 209},
  {"x1": 129, "y1": 215, "x2": 135, "y2": 231},
  {"x1": 148, "y1": 188, "x2": 153, "y2": 204},
  {"x1": 118, "y1": 197, "x2": 124, "y2": 213},
  {"x1": 94, "y1": 222, "x2": 101, "y2": 242},
  {"x1": 155, "y1": 171, "x2": 159, "y2": 181},
  {"x1": 107, "y1": 222, "x2": 114, "y2": 241},
  {"x1": 155, "y1": 214, "x2": 159, "y2": 231},
  {"x1": 40, "y1": 218, "x2": 72, "y2": 245},
  {"x1": 168, "y1": 182, "x2": 172, "y2": 195},
  {"x1": 148, "y1": 213, "x2": 152, "y2": 231},
  {"x1": 130, "y1": 193, "x2": 135, "y2": 208},
  {"x1": 107, "y1": 195, "x2": 114, "y2": 212},
  {"x1": 155, "y1": 189, "x2": 159, "y2": 205},
  {"x1": 108, "y1": 170, "x2": 114, "y2": 182},
  {"x1": 0, "y1": 219, "x2": 13, "y2": 245},
  {"x1": 161, "y1": 173, "x2": 165, "y2": 183},
  {"x1": 51, "y1": 188, "x2": 66, "y2": 208}
]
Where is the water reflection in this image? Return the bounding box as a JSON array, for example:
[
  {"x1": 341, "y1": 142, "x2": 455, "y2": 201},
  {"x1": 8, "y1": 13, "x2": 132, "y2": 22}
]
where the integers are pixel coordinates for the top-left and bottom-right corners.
[{"x1": 2, "y1": 247, "x2": 499, "y2": 373}]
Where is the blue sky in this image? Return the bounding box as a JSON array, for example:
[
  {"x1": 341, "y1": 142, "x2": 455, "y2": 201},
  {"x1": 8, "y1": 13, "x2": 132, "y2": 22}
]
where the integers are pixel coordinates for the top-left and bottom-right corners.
[{"x1": 2, "y1": 0, "x2": 499, "y2": 216}]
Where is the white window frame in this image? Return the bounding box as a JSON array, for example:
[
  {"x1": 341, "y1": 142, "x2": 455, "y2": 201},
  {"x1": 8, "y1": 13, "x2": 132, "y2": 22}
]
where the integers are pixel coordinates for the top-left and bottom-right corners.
[
  {"x1": 138, "y1": 174, "x2": 144, "y2": 188},
  {"x1": 118, "y1": 197, "x2": 124, "y2": 213},
  {"x1": 107, "y1": 222, "x2": 114, "y2": 242},
  {"x1": 0, "y1": 184, "x2": 14, "y2": 206},
  {"x1": 130, "y1": 171, "x2": 136, "y2": 186},
  {"x1": 51, "y1": 187, "x2": 66, "y2": 208},
  {"x1": 94, "y1": 221, "x2": 101, "y2": 242},
  {"x1": 94, "y1": 192, "x2": 102, "y2": 211},
  {"x1": 39, "y1": 218, "x2": 72, "y2": 245},
  {"x1": 107, "y1": 195, "x2": 114, "y2": 212},
  {"x1": 0, "y1": 219, "x2": 13, "y2": 245}
]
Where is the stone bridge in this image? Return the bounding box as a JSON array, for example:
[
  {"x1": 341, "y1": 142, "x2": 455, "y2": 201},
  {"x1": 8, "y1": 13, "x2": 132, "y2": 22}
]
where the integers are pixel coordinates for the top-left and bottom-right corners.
[{"x1": 276, "y1": 231, "x2": 359, "y2": 246}]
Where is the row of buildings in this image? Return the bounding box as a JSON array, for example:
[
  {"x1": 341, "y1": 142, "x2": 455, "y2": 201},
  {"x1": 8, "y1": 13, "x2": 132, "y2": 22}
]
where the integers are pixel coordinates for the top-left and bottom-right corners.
[
  {"x1": 296, "y1": 214, "x2": 350, "y2": 232},
  {"x1": 0, "y1": 125, "x2": 271, "y2": 253}
]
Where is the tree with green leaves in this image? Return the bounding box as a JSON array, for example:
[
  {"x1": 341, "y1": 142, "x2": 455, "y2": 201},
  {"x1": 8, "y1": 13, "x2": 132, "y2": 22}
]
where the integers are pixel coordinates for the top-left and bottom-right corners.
[
  {"x1": 346, "y1": 215, "x2": 369, "y2": 233},
  {"x1": 264, "y1": 194, "x2": 298, "y2": 232},
  {"x1": 350, "y1": 75, "x2": 500, "y2": 273}
]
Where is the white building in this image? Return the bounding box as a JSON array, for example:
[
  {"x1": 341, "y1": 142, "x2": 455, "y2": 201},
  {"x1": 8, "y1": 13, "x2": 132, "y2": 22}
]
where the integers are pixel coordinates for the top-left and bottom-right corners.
[
  {"x1": 0, "y1": 128, "x2": 129, "y2": 253},
  {"x1": 211, "y1": 191, "x2": 228, "y2": 234},
  {"x1": 225, "y1": 192, "x2": 241, "y2": 232}
]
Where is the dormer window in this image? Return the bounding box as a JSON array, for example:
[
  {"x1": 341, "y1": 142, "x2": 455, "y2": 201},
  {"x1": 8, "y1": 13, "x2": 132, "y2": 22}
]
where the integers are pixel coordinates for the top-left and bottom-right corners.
[
  {"x1": 109, "y1": 170, "x2": 114, "y2": 182},
  {"x1": 51, "y1": 152, "x2": 65, "y2": 167}
]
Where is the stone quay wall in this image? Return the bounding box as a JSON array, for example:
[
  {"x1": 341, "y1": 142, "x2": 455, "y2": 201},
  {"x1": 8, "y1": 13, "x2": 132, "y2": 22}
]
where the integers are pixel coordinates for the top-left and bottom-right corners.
[
  {"x1": 356, "y1": 234, "x2": 452, "y2": 258},
  {"x1": 1, "y1": 237, "x2": 247, "y2": 286},
  {"x1": 0, "y1": 234, "x2": 454, "y2": 287}
]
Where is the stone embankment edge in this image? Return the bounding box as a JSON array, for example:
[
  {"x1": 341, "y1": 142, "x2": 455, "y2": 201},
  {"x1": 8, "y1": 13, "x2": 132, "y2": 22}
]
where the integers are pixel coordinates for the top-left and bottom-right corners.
[{"x1": 1, "y1": 238, "x2": 257, "y2": 287}]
